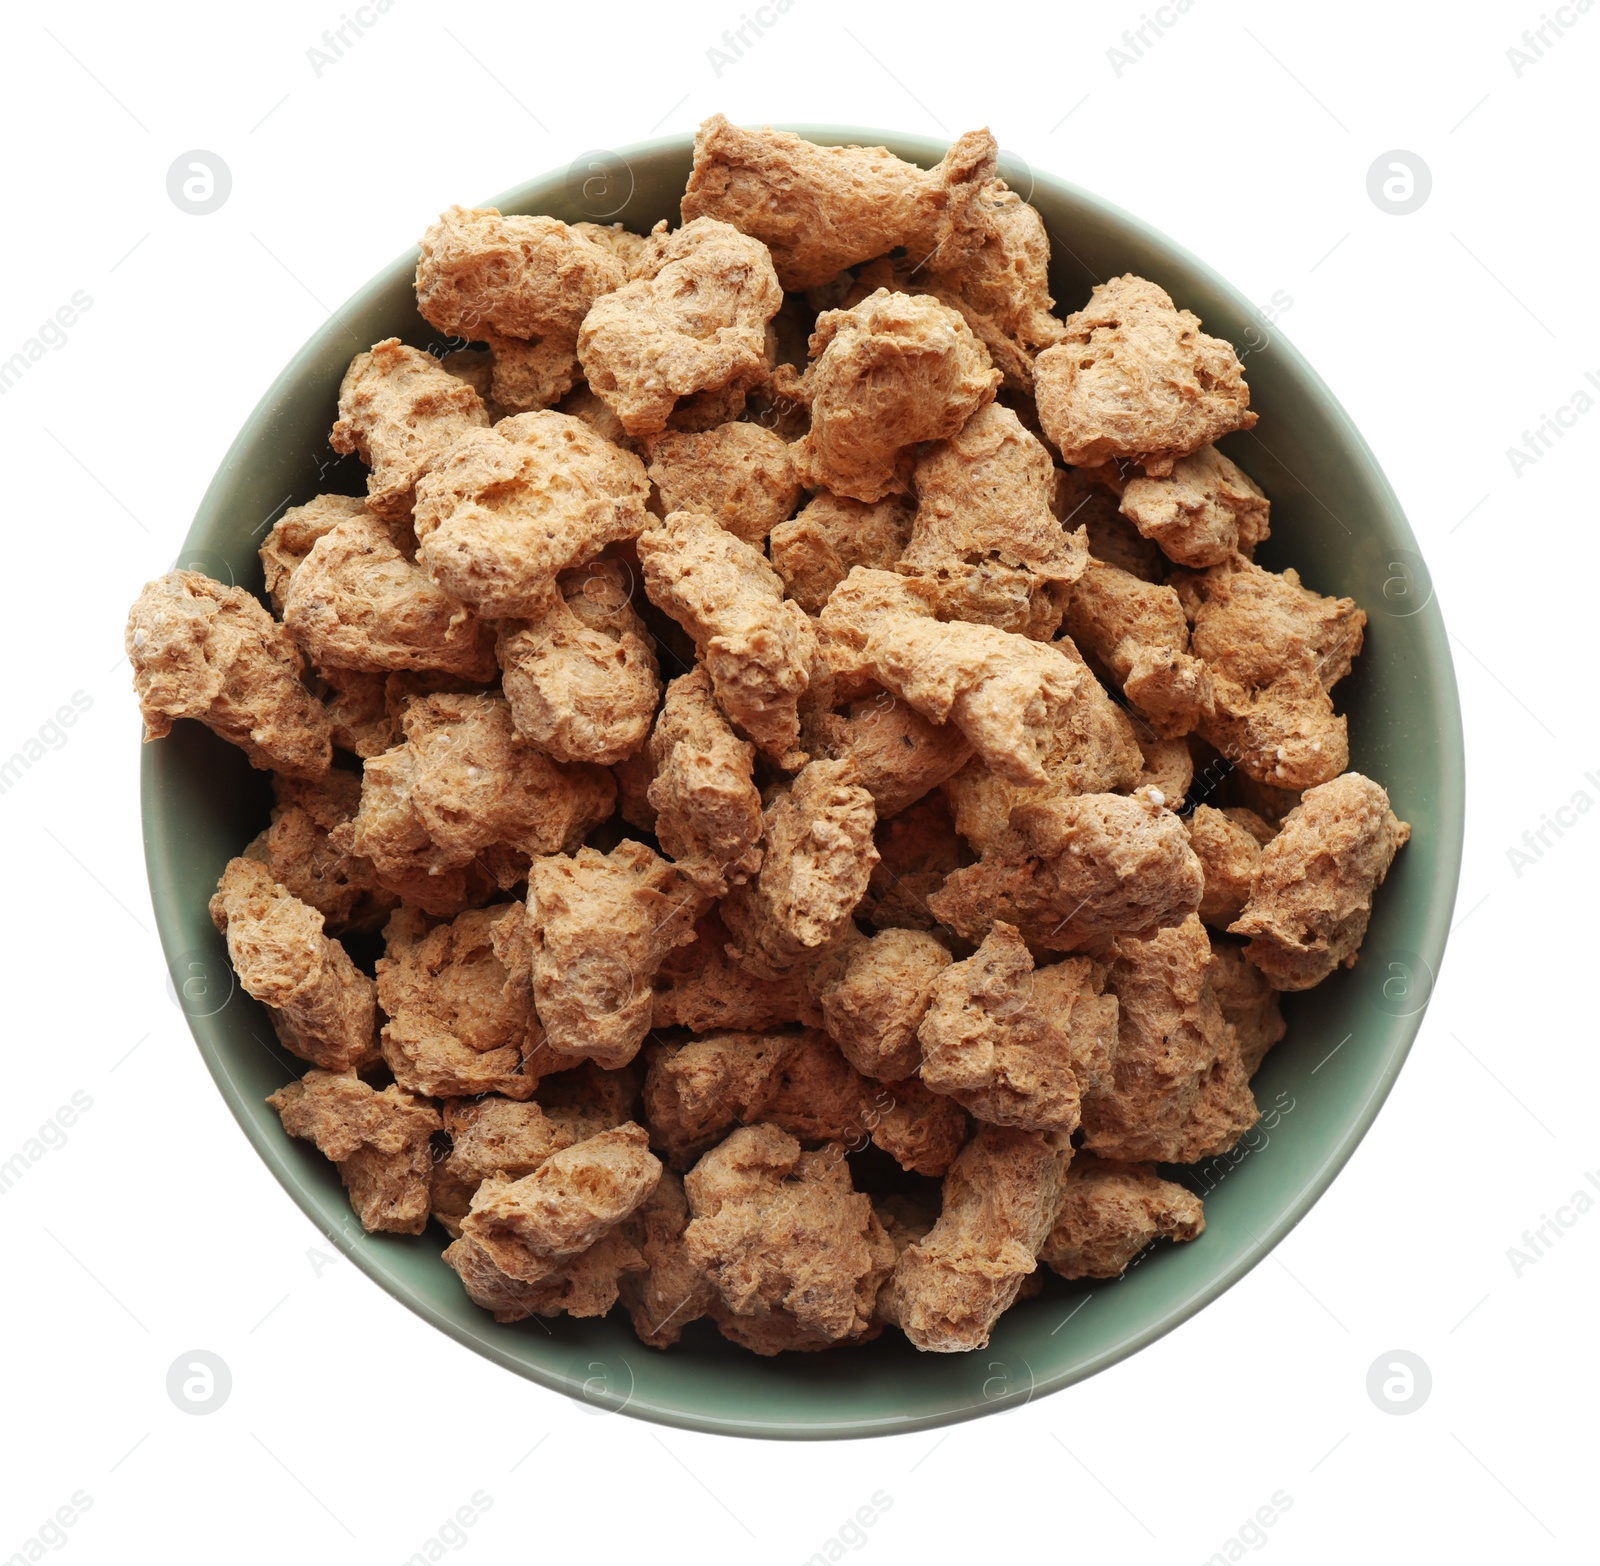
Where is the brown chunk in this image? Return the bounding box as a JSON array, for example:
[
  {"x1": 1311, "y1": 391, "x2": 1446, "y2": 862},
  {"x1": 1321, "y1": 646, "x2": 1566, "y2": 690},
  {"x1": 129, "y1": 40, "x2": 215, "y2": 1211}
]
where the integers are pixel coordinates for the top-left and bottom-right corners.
[
  {"x1": 1119, "y1": 443, "x2": 1270, "y2": 567},
  {"x1": 1188, "y1": 804, "x2": 1270, "y2": 929},
  {"x1": 1034, "y1": 275, "x2": 1256, "y2": 475},
  {"x1": 1230, "y1": 772, "x2": 1410, "y2": 990},
  {"x1": 618, "y1": 1170, "x2": 718, "y2": 1348},
  {"x1": 260, "y1": 494, "x2": 370, "y2": 613},
  {"x1": 1039, "y1": 1153, "x2": 1205, "y2": 1280},
  {"x1": 650, "y1": 910, "x2": 817, "y2": 1035},
  {"x1": 860, "y1": 792, "x2": 974, "y2": 932},
  {"x1": 866, "y1": 1077, "x2": 971, "y2": 1178},
  {"x1": 808, "y1": 926, "x2": 951, "y2": 1081},
  {"x1": 443, "y1": 1228, "x2": 646, "y2": 1322},
  {"x1": 329, "y1": 338, "x2": 491, "y2": 520},
  {"x1": 769, "y1": 492, "x2": 914, "y2": 616},
  {"x1": 210, "y1": 857, "x2": 377, "y2": 1070},
  {"x1": 1131, "y1": 735, "x2": 1194, "y2": 811},
  {"x1": 802, "y1": 691, "x2": 973, "y2": 821},
  {"x1": 645, "y1": 421, "x2": 801, "y2": 546},
  {"x1": 268, "y1": 1069, "x2": 439, "y2": 1233},
  {"x1": 1208, "y1": 935, "x2": 1287, "y2": 1076},
  {"x1": 127, "y1": 571, "x2": 332, "y2": 780},
  {"x1": 430, "y1": 1097, "x2": 596, "y2": 1236}
]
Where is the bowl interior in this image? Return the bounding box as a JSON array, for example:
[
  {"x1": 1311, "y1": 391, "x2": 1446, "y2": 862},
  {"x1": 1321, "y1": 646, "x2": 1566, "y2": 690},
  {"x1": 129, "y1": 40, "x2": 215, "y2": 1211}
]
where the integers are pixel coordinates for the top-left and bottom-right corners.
[{"x1": 143, "y1": 127, "x2": 1463, "y2": 1439}]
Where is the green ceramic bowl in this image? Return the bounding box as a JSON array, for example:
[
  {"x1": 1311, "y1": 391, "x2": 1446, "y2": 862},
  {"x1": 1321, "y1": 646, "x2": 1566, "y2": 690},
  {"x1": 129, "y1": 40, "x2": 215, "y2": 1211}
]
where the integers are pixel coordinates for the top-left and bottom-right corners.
[{"x1": 142, "y1": 126, "x2": 1463, "y2": 1439}]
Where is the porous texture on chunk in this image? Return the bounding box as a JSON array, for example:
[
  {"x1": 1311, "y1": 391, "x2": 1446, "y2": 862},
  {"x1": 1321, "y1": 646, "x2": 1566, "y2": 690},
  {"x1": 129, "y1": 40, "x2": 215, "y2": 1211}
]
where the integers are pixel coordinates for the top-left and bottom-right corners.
[
  {"x1": 918, "y1": 923, "x2": 1114, "y2": 1133},
  {"x1": 1066, "y1": 559, "x2": 1212, "y2": 739},
  {"x1": 802, "y1": 690, "x2": 973, "y2": 821},
  {"x1": 1039, "y1": 1153, "x2": 1205, "y2": 1280},
  {"x1": 650, "y1": 910, "x2": 817, "y2": 1034},
  {"x1": 720, "y1": 759, "x2": 879, "y2": 978},
  {"x1": 1131, "y1": 735, "x2": 1194, "y2": 811},
  {"x1": 785, "y1": 289, "x2": 1000, "y2": 503},
  {"x1": 127, "y1": 571, "x2": 332, "y2": 779},
  {"x1": 645, "y1": 421, "x2": 800, "y2": 546},
  {"x1": 878, "y1": 1126, "x2": 1070, "y2": 1353},
  {"x1": 807, "y1": 925, "x2": 951, "y2": 1081},
  {"x1": 898, "y1": 402, "x2": 1088, "y2": 637},
  {"x1": 515, "y1": 840, "x2": 706, "y2": 1069},
  {"x1": 645, "y1": 666, "x2": 764, "y2": 895},
  {"x1": 268, "y1": 1069, "x2": 439, "y2": 1234},
  {"x1": 820, "y1": 568, "x2": 1095, "y2": 788},
  {"x1": 331, "y1": 693, "x2": 614, "y2": 914},
  {"x1": 496, "y1": 558, "x2": 661, "y2": 765},
  {"x1": 618, "y1": 1170, "x2": 718, "y2": 1348},
  {"x1": 638, "y1": 509, "x2": 817, "y2": 768},
  {"x1": 1119, "y1": 443, "x2": 1269, "y2": 567},
  {"x1": 1229, "y1": 773, "x2": 1410, "y2": 990},
  {"x1": 283, "y1": 511, "x2": 497, "y2": 680},
  {"x1": 930, "y1": 792, "x2": 1203, "y2": 951},
  {"x1": 1208, "y1": 935, "x2": 1287, "y2": 1076},
  {"x1": 210, "y1": 857, "x2": 377, "y2": 1070},
  {"x1": 681, "y1": 116, "x2": 999, "y2": 292},
  {"x1": 1080, "y1": 915, "x2": 1258, "y2": 1163},
  {"x1": 860, "y1": 792, "x2": 974, "y2": 931},
  {"x1": 1034, "y1": 275, "x2": 1256, "y2": 476},
  {"x1": 329, "y1": 338, "x2": 491, "y2": 520},
  {"x1": 768, "y1": 492, "x2": 914, "y2": 615},
  {"x1": 1064, "y1": 468, "x2": 1167, "y2": 581},
  {"x1": 412, "y1": 410, "x2": 651, "y2": 619},
  {"x1": 260, "y1": 494, "x2": 371, "y2": 613},
  {"x1": 443, "y1": 1228, "x2": 646, "y2": 1322},
  {"x1": 683, "y1": 1124, "x2": 895, "y2": 1354},
  {"x1": 1188, "y1": 804, "x2": 1267, "y2": 929},
  {"x1": 376, "y1": 904, "x2": 542, "y2": 1100},
  {"x1": 867, "y1": 1077, "x2": 971, "y2": 1178},
  {"x1": 1175, "y1": 556, "x2": 1365, "y2": 789},
  {"x1": 577, "y1": 217, "x2": 782, "y2": 437},
  {"x1": 459, "y1": 1122, "x2": 661, "y2": 1282}
]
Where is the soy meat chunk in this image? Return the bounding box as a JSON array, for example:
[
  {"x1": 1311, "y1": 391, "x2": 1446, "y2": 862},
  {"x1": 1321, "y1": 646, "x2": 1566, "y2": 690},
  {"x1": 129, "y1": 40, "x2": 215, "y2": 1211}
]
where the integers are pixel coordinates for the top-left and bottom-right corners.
[
  {"x1": 126, "y1": 571, "x2": 332, "y2": 779},
  {"x1": 1118, "y1": 444, "x2": 1270, "y2": 568},
  {"x1": 683, "y1": 1124, "x2": 895, "y2": 1353},
  {"x1": 375, "y1": 905, "x2": 542, "y2": 1100},
  {"x1": 576, "y1": 217, "x2": 782, "y2": 437},
  {"x1": 519, "y1": 840, "x2": 706, "y2": 1069},
  {"x1": 651, "y1": 910, "x2": 817, "y2": 1034},
  {"x1": 1229, "y1": 773, "x2": 1410, "y2": 990},
  {"x1": 866, "y1": 1078, "x2": 971, "y2": 1178},
  {"x1": 329, "y1": 339, "x2": 491, "y2": 520},
  {"x1": 645, "y1": 666, "x2": 764, "y2": 895},
  {"x1": 1039, "y1": 1154, "x2": 1206, "y2": 1280},
  {"x1": 785, "y1": 290, "x2": 1000, "y2": 503},
  {"x1": 918, "y1": 923, "x2": 1113, "y2": 1134},
  {"x1": 720, "y1": 759, "x2": 879, "y2": 979},
  {"x1": 242, "y1": 769, "x2": 397, "y2": 936},
  {"x1": 430, "y1": 1098, "x2": 596, "y2": 1236},
  {"x1": 638, "y1": 509, "x2": 818, "y2": 768},
  {"x1": 645, "y1": 422, "x2": 801, "y2": 546},
  {"x1": 768, "y1": 492, "x2": 914, "y2": 615},
  {"x1": 860, "y1": 793, "x2": 973, "y2": 932},
  {"x1": 210, "y1": 857, "x2": 377, "y2": 1070},
  {"x1": 681, "y1": 116, "x2": 999, "y2": 292},
  {"x1": 619, "y1": 1170, "x2": 718, "y2": 1348},
  {"x1": 437, "y1": 345, "x2": 496, "y2": 409},
  {"x1": 643, "y1": 1031, "x2": 804, "y2": 1166},
  {"x1": 260, "y1": 494, "x2": 370, "y2": 613},
  {"x1": 879, "y1": 1125, "x2": 1070, "y2": 1353},
  {"x1": 1066, "y1": 560, "x2": 1212, "y2": 739},
  {"x1": 412, "y1": 410, "x2": 651, "y2": 620},
  {"x1": 1208, "y1": 935, "x2": 1286, "y2": 1076},
  {"x1": 1188, "y1": 805, "x2": 1268, "y2": 929},
  {"x1": 444, "y1": 1228, "x2": 646, "y2": 1322},
  {"x1": 1080, "y1": 915, "x2": 1258, "y2": 1163},
  {"x1": 1174, "y1": 556, "x2": 1365, "y2": 790},
  {"x1": 929, "y1": 792, "x2": 1203, "y2": 951},
  {"x1": 802, "y1": 691, "x2": 973, "y2": 820},
  {"x1": 1034, "y1": 275, "x2": 1256, "y2": 475},
  {"x1": 282, "y1": 510, "x2": 497, "y2": 680},
  {"x1": 573, "y1": 221, "x2": 650, "y2": 276},
  {"x1": 331, "y1": 693, "x2": 614, "y2": 912},
  {"x1": 819, "y1": 568, "x2": 1092, "y2": 788},
  {"x1": 809, "y1": 926, "x2": 951, "y2": 1081},
  {"x1": 1131, "y1": 735, "x2": 1194, "y2": 810},
  {"x1": 497, "y1": 559, "x2": 661, "y2": 766},
  {"x1": 898, "y1": 402, "x2": 1089, "y2": 637},
  {"x1": 268, "y1": 1069, "x2": 439, "y2": 1234}
]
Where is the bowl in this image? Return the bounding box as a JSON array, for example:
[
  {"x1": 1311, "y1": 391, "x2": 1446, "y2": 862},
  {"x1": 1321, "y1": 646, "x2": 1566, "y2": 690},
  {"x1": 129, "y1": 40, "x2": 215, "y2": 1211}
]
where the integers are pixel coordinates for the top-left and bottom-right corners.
[{"x1": 142, "y1": 125, "x2": 1464, "y2": 1440}]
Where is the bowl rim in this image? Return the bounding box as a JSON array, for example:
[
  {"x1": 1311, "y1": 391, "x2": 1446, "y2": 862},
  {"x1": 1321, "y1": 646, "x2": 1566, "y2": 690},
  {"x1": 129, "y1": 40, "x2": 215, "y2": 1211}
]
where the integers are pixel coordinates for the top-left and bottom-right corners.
[{"x1": 142, "y1": 122, "x2": 1465, "y2": 1441}]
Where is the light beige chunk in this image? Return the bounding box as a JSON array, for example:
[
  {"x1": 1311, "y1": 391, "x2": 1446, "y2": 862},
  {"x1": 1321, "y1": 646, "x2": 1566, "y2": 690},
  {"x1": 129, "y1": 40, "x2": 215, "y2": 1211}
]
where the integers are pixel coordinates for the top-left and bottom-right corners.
[
  {"x1": 720, "y1": 759, "x2": 879, "y2": 978},
  {"x1": 1119, "y1": 443, "x2": 1269, "y2": 567},
  {"x1": 808, "y1": 926, "x2": 951, "y2": 1081},
  {"x1": 1131, "y1": 734, "x2": 1194, "y2": 810},
  {"x1": 802, "y1": 691, "x2": 973, "y2": 820},
  {"x1": 638, "y1": 509, "x2": 817, "y2": 767},
  {"x1": 1040, "y1": 1153, "x2": 1205, "y2": 1280},
  {"x1": 768, "y1": 492, "x2": 914, "y2": 615},
  {"x1": 260, "y1": 494, "x2": 371, "y2": 613},
  {"x1": 645, "y1": 421, "x2": 800, "y2": 546},
  {"x1": 879, "y1": 1125, "x2": 1070, "y2": 1353},
  {"x1": 577, "y1": 217, "x2": 782, "y2": 437},
  {"x1": 1189, "y1": 804, "x2": 1269, "y2": 929},
  {"x1": 127, "y1": 571, "x2": 332, "y2": 779},
  {"x1": 431, "y1": 1097, "x2": 599, "y2": 1236},
  {"x1": 650, "y1": 911, "x2": 817, "y2": 1035},
  {"x1": 329, "y1": 338, "x2": 491, "y2": 520},
  {"x1": 1034, "y1": 275, "x2": 1256, "y2": 476},
  {"x1": 1230, "y1": 772, "x2": 1410, "y2": 990},
  {"x1": 412, "y1": 409, "x2": 651, "y2": 619},
  {"x1": 268, "y1": 1069, "x2": 439, "y2": 1234},
  {"x1": 1175, "y1": 556, "x2": 1366, "y2": 790},
  {"x1": 444, "y1": 1228, "x2": 646, "y2": 1322},
  {"x1": 496, "y1": 559, "x2": 661, "y2": 766},
  {"x1": 210, "y1": 857, "x2": 377, "y2": 1070}
]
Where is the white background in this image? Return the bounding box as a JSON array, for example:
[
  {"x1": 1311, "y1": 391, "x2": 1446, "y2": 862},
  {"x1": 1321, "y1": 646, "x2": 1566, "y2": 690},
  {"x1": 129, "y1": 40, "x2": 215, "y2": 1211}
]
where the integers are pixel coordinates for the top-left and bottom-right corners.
[{"x1": 1, "y1": 0, "x2": 1593, "y2": 1561}]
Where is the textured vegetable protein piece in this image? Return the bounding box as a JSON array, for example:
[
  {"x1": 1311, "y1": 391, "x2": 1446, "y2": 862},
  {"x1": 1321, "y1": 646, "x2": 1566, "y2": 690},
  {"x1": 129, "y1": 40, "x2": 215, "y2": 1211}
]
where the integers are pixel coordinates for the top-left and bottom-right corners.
[
  {"x1": 801, "y1": 690, "x2": 974, "y2": 821},
  {"x1": 1188, "y1": 804, "x2": 1269, "y2": 929},
  {"x1": 1208, "y1": 934, "x2": 1287, "y2": 1076},
  {"x1": 260, "y1": 493, "x2": 371, "y2": 613},
  {"x1": 809, "y1": 925, "x2": 951, "y2": 1081},
  {"x1": 1039, "y1": 1153, "x2": 1205, "y2": 1280},
  {"x1": 768, "y1": 491, "x2": 914, "y2": 615},
  {"x1": 1118, "y1": 443, "x2": 1270, "y2": 567},
  {"x1": 645, "y1": 421, "x2": 801, "y2": 546}
]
